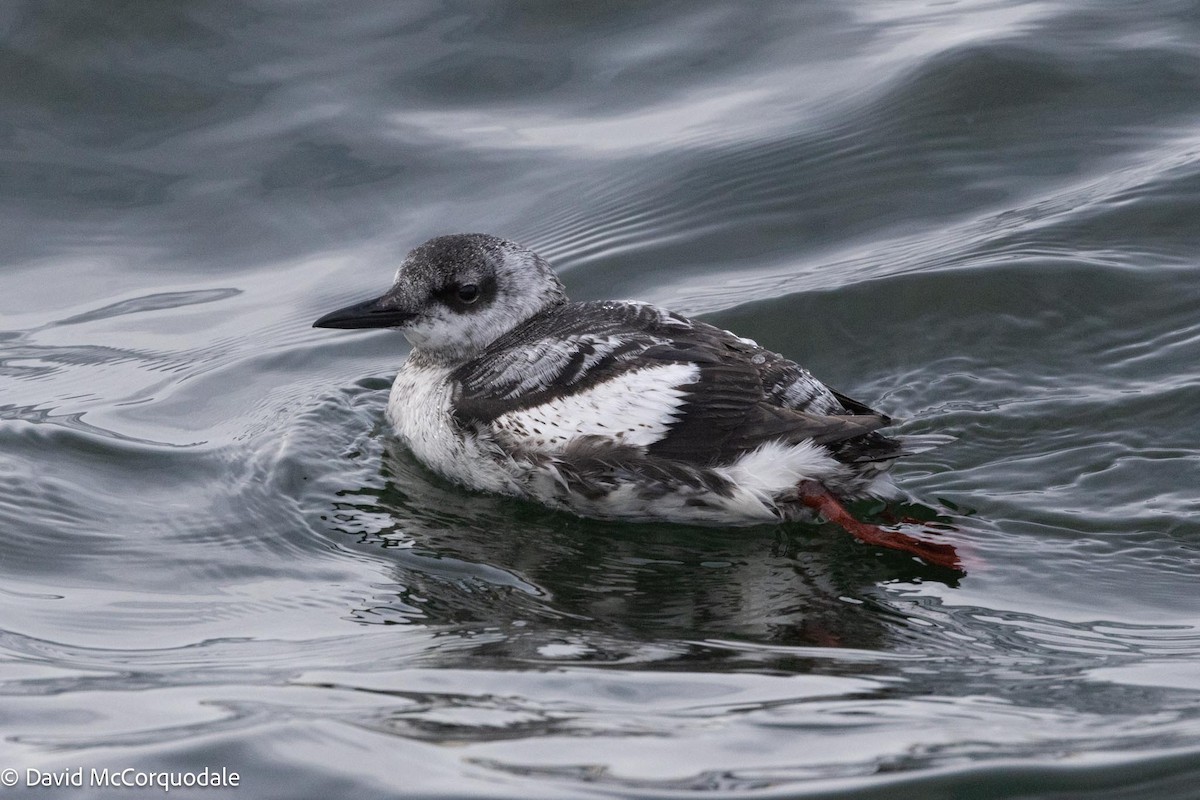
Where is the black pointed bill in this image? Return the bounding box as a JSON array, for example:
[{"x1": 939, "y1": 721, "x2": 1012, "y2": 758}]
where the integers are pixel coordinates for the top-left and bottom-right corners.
[{"x1": 312, "y1": 295, "x2": 415, "y2": 329}]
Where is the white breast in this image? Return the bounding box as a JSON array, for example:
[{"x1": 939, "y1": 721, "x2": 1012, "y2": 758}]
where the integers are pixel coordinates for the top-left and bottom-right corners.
[{"x1": 387, "y1": 361, "x2": 518, "y2": 494}]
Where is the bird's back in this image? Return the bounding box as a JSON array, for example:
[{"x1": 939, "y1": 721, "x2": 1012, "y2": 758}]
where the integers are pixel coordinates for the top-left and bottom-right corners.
[{"x1": 449, "y1": 300, "x2": 903, "y2": 472}]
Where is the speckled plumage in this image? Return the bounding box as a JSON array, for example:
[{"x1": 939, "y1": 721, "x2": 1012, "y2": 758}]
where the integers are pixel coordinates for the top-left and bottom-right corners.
[{"x1": 315, "y1": 234, "x2": 932, "y2": 527}]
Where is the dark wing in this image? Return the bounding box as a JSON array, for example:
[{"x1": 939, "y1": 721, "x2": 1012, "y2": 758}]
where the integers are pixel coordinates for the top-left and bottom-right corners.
[
  {"x1": 452, "y1": 301, "x2": 895, "y2": 466},
  {"x1": 450, "y1": 301, "x2": 670, "y2": 420},
  {"x1": 630, "y1": 339, "x2": 891, "y2": 464}
]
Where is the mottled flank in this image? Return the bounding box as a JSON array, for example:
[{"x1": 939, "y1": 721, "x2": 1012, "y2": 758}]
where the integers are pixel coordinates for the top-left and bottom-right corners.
[
  {"x1": 314, "y1": 234, "x2": 939, "y2": 527},
  {"x1": 531, "y1": 436, "x2": 737, "y2": 502}
]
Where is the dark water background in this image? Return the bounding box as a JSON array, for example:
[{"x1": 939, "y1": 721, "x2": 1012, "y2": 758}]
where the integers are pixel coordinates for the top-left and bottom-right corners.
[{"x1": 3, "y1": 2, "x2": 1200, "y2": 798}]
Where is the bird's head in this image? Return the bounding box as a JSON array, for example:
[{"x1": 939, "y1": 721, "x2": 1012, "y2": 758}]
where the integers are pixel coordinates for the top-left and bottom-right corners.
[{"x1": 313, "y1": 233, "x2": 566, "y2": 363}]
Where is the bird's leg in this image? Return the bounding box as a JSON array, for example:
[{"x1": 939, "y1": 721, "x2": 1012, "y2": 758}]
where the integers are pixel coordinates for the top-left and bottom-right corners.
[{"x1": 793, "y1": 481, "x2": 962, "y2": 570}]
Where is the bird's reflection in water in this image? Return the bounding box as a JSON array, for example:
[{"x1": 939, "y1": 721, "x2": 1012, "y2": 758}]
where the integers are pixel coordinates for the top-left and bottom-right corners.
[{"x1": 328, "y1": 439, "x2": 960, "y2": 669}]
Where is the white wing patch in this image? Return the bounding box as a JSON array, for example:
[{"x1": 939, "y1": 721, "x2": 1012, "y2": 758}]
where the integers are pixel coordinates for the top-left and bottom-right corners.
[{"x1": 491, "y1": 362, "x2": 700, "y2": 452}]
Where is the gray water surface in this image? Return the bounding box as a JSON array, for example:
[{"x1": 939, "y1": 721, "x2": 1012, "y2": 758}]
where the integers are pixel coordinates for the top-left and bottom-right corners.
[{"x1": 3, "y1": 2, "x2": 1200, "y2": 798}]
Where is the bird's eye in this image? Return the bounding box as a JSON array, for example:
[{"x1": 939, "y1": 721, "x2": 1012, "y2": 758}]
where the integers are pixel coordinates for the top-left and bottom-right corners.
[{"x1": 457, "y1": 284, "x2": 480, "y2": 304}]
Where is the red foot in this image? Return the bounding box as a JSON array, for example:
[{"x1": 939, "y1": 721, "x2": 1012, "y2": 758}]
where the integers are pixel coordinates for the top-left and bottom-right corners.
[{"x1": 795, "y1": 482, "x2": 962, "y2": 571}]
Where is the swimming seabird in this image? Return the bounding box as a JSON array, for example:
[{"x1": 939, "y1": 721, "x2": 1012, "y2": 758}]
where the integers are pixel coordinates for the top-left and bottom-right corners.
[{"x1": 314, "y1": 234, "x2": 959, "y2": 569}]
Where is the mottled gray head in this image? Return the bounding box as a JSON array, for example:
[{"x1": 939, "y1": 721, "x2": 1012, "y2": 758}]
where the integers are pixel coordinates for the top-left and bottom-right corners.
[{"x1": 313, "y1": 234, "x2": 567, "y2": 363}]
